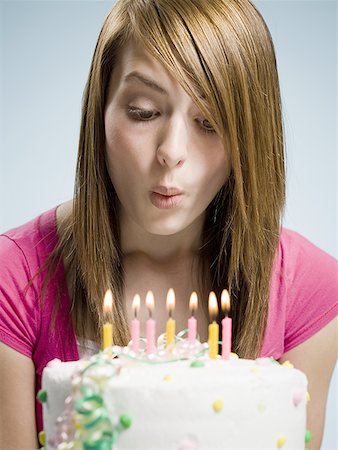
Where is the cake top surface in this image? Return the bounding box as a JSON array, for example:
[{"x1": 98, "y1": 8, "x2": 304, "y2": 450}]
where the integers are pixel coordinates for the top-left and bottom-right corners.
[{"x1": 43, "y1": 350, "x2": 308, "y2": 392}]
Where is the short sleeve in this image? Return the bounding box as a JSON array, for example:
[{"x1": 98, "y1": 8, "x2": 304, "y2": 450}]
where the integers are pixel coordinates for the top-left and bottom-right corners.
[
  {"x1": 0, "y1": 234, "x2": 40, "y2": 358},
  {"x1": 283, "y1": 230, "x2": 338, "y2": 353}
]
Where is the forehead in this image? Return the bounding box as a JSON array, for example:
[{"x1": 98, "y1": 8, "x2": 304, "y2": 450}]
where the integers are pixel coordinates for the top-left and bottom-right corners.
[
  {"x1": 111, "y1": 41, "x2": 178, "y2": 89},
  {"x1": 105, "y1": 40, "x2": 208, "y2": 112}
]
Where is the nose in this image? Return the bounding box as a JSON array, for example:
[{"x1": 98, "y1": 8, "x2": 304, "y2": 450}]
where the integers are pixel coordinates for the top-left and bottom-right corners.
[{"x1": 156, "y1": 114, "x2": 188, "y2": 169}]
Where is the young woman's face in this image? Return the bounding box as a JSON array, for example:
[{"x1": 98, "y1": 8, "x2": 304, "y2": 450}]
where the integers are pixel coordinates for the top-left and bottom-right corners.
[{"x1": 104, "y1": 42, "x2": 231, "y2": 237}]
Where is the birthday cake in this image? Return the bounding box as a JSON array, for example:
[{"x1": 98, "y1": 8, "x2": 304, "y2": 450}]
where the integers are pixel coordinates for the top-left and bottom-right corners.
[{"x1": 40, "y1": 341, "x2": 309, "y2": 450}]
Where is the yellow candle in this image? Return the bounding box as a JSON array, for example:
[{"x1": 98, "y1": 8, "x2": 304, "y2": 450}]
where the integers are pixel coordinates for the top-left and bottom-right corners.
[
  {"x1": 103, "y1": 322, "x2": 113, "y2": 350},
  {"x1": 208, "y1": 321, "x2": 219, "y2": 359},
  {"x1": 103, "y1": 289, "x2": 113, "y2": 350},
  {"x1": 208, "y1": 291, "x2": 219, "y2": 359},
  {"x1": 166, "y1": 317, "x2": 176, "y2": 347},
  {"x1": 166, "y1": 288, "x2": 176, "y2": 348}
]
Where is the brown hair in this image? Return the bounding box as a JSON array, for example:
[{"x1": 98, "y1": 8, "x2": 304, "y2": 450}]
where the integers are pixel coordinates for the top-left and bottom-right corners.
[{"x1": 44, "y1": 0, "x2": 285, "y2": 358}]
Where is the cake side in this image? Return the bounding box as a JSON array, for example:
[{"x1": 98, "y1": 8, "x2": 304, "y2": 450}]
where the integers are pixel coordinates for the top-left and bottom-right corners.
[{"x1": 105, "y1": 359, "x2": 307, "y2": 449}]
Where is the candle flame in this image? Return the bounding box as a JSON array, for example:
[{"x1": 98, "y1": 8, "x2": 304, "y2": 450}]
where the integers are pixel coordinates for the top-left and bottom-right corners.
[
  {"x1": 103, "y1": 289, "x2": 113, "y2": 314},
  {"x1": 208, "y1": 291, "x2": 218, "y2": 320},
  {"x1": 189, "y1": 291, "x2": 198, "y2": 313},
  {"x1": 132, "y1": 294, "x2": 141, "y2": 316},
  {"x1": 145, "y1": 290, "x2": 155, "y2": 313},
  {"x1": 221, "y1": 289, "x2": 230, "y2": 314},
  {"x1": 166, "y1": 288, "x2": 175, "y2": 313}
]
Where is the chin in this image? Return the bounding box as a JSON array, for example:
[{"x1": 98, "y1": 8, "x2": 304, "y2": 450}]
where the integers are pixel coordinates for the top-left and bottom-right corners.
[
  {"x1": 142, "y1": 216, "x2": 190, "y2": 237},
  {"x1": 146, "y1": 223, "x2": 185, "y2": 236}
]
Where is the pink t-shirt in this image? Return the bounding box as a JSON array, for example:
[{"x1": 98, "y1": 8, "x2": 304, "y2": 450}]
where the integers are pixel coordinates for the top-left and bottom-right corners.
[{"x1": 0, "y1": 207, "x2": 337, "y2": 435}]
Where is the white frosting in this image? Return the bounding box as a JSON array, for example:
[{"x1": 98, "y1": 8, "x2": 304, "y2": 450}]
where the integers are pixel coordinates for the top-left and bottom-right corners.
[{"x1": 42, "y1": 356, "x2": 308, "y2": 449}]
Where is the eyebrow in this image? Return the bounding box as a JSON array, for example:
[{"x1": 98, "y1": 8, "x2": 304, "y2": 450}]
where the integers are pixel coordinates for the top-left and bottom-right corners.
[{"x1": 123, "y1": 71, "x2": 168, "y2": 96}]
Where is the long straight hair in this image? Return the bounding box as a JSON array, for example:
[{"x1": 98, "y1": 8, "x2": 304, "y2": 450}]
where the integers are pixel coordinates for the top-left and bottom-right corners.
[{"x1": 45, "y1": 0, "x2": 285, "y2": 358}]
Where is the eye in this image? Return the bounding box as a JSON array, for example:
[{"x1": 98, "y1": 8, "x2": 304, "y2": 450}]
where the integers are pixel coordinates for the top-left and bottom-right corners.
[
  {"x1": 127, "y1": 107, "x2": 158, "y2": 121},
  {"x1": 198, "y1": 118, "x2": 216, "y2": 134}
]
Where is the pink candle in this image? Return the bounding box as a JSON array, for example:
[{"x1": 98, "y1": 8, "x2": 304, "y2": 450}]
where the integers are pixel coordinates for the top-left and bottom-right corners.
[
  {"x1": 131, "y1": 294, "x2": 140, "y2": 353},
  {"x1": 188, "y1": 292, "x2": 198, "y2": 342},
  {"x1": 145, "y1": 291, "x2": 156, "y2": 354},
  {"x1": 221, "y1": 289, "x2": 232, "y2": 359},
  {"x1": 146, "y1": 317, "x2": 156, "y2": 354}
]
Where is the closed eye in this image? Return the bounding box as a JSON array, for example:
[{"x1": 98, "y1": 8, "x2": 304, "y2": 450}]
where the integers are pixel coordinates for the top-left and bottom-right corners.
[
  {"x1": 127, "y1": 107, "x2": 158, "y2": 121},
  {"x1": 126, "y1": 107, "x2": 216, "y2": 134},
  {"x1": 196, "y1": 118, "x2": 215, "y2": 134}
]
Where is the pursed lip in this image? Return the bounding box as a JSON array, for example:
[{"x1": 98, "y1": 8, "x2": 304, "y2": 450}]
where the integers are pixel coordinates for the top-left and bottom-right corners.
[{"x1": 151, "y1": 185, "x2": 184, "y2": 196}]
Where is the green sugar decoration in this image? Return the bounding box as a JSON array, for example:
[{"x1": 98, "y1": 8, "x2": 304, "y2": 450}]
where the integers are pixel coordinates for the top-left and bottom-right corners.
[
  {"x1": 37, "y1": 389, "x2": 47, "y2": 403},
  {"x1": 269, "y1": 357, "x2": 280, "y2": 365},
  {"x1": 190, "y1": 360, "x2": 205, "y2": 368},
  {"x1": 305, "y1": 430, "x2": 312, "y2": 443},
  {"x1": 120, "y1": 414, "x2": 132, "y2": 429}
]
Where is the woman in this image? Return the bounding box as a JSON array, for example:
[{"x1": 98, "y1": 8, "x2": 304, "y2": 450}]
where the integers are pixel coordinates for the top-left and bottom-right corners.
[{"x1": 0, "y1": 0, "x2": 336, "y2": 449}]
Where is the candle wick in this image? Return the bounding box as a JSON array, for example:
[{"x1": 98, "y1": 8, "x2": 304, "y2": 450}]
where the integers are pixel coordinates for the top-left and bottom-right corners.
[{"x1": 149, "y1": 308, "x2": 152, "y2": 319}]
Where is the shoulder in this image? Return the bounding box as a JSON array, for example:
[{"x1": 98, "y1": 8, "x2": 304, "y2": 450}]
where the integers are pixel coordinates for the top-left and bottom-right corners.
[
  {"x1": 279, "y1": 227, "x2": 335, "y2": 259},
  {"x1": 277, "y1": 227, "x2": 337, "y2": 283},
  {"x1": 0, "y1": 206, "x2": 60, "y2": 271}
]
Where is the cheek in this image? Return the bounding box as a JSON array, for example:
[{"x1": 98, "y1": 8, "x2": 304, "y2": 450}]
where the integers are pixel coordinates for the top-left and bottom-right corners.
[
  {"x1": 105, "y1": 123, "x2": 152, "y2": 182},
  {"x1": 197, "y1": 143, "x2": 230, "y2": 192}
]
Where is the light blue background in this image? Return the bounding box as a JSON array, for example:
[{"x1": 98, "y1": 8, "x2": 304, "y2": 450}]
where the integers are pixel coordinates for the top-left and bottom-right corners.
[{"x1": 0, "y1": 1, "x2": 337, "y2": 448}]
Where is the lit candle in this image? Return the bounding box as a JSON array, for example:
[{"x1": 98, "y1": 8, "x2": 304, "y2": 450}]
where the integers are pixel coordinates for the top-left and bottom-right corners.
[
  {"x1": 103, "y1": 289, "x2": 113, "y2": 350},
  {"x1": 146, "y1": 291, "x2": 156, "y2": 354},
  {"x1": 131, "y1": 294, "x2": 141, "y2": 353},
  {"x1": 166, "y1": 288, "x2": 176, "y2": 349},
  {"x1": 208, "y1": 291, "x2": 219, "y2": 359},
  {"x1": 221, "y1": 289, "x2": 232, "y2": 359},
  {"x1": 188, "y1": 291, "x2": 198, "y2": 342}
]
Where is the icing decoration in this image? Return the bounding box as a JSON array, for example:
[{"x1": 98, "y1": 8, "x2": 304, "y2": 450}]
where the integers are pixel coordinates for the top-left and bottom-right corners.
[
  {"x1": 212, "y1": 399, "x2": 224, "y2": 413},
  {"x1": 106, "y1": 328, "x2": 209, "y2": 364},
  {"x1": 47, "y1": 355, "x2": 124, "y2": 450},
  {"x1": 190, "y1": 360, "x2": 205, "y2": 368},
  {"x1": 38, "y1": 430, "x2": 46, "y2": 446},
  {"x1": 119, "y1": 414, "x2": 132, "y2": 429},
  {"x1": 306, "y1": 391, "x2": 311, "y2": 402},
  {"x1": 282, "y1": 361, "x2": 294, "y2": 368},
  {"x1": 276, "y1": 435, "x2": 287, "y2": 448},
  {"x1": 305, "y1": 429, "x2": 312, "y2": 443},
  {"x1": 37, "y1": 389, "x2": 48, "y2": 403},
  {"x1": 163, "y1": 374, "x2": 173, "y2": 381},
  {"x1": 230, "y1": 352, "x2": 239, "y2": 359},
  {"x1": 293, "y1": 389, "x2": 304, "y2": 406}
]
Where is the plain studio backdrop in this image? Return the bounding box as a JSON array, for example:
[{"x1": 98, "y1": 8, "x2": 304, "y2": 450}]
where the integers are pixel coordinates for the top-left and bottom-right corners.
[{"x1": 0, "y1": 1, "x2": 337, "y2": 448}]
